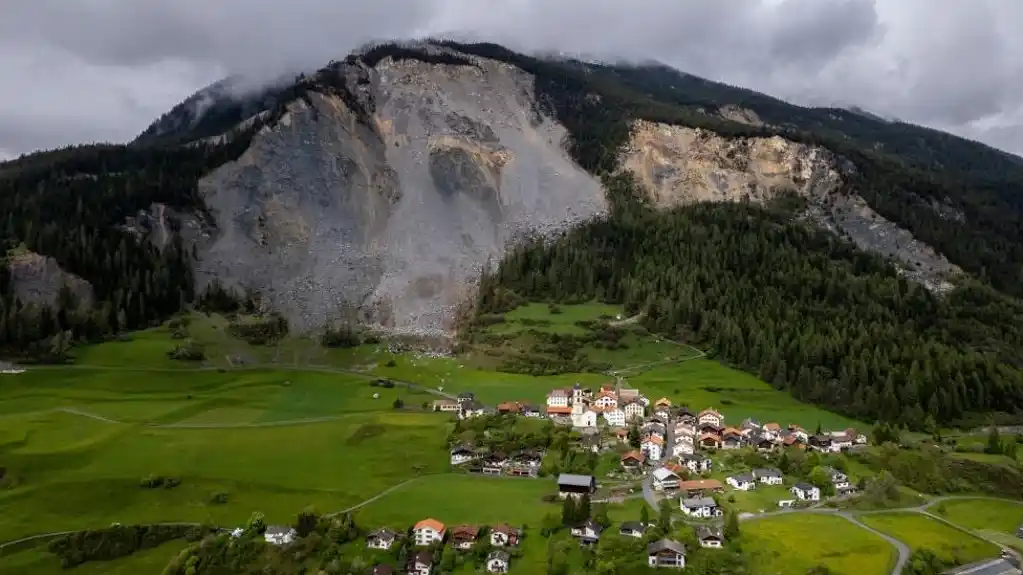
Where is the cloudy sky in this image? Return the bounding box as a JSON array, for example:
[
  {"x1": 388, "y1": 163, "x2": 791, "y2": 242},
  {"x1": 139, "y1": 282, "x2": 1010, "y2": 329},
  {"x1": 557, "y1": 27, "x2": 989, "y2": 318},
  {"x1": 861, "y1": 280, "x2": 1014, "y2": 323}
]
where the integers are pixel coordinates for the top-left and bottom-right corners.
[{"x1": 2, "y1": 0, "x2": 1022, "y2": 159}]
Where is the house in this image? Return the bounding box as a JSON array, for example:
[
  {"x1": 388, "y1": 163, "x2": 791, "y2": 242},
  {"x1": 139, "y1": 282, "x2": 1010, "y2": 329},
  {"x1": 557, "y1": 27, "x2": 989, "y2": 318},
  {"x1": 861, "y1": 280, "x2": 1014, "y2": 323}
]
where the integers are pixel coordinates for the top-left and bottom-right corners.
[
  {"x1": 622, "y1": 399, "x2": 645, "y2": 421},
  {"x1": 521, "y1": 404, "x2": 542, "y2": 418},
  {"x1": 830, "y1": 434, "x2": 854, "y2": 452},
  {"x1": 654, "y1": 405, "x2": 673, "y2": 420},
  {"x1": 372, "y1": 565, "x2": 393, "y2": 575},
  {"x1": 652, "y1": 467, "x2": 681, "y2": 491},
  {"x1": 546, "y1": 389, "x2": 570, "y2": 408},
  {"x1": 696, "y1": 526, "x2": 724, "y2": 548},
  {"x1": 496, "y1": 401, "x2": 522, "y2": 415},
  {"x1": 680, "y1": 497, "x2": 722, "y2": 518},
  {"x1": 367, "y1": 528, "x2": 398, "y2": 550},
  {"x1": 677, "y1": 408, "x2": 697, "y2": 425},
  {"x1": 621, "y1": 450, "x2": 646, "y2": 469},
  {"x1": 570, "y1": 519, "x2": 604, "y2": 546},
  {"x1": 699, "y1": 432, "x2": 722, "y2": 450},
  {"x1": 808, "y1": 435, "x2": 833, "y2": 453},
  {"x1": 679, "y1": 479, "x2": 723, "y2": 496},
  {"x1": 264, "y1": 525, "x2": 297, "y2": 545},
  {"x1": 678, "y1": 453, "x2": 712, "y2": 474},
  {"x1": 648, "y1": 539, "x2": 686, "y2": 569},
  {"x1": 698, "y1": 408, "x2": 724, "y2": 427},
  {"x1": 752, "y1": 435, "x2": 777, "y2": 452},
  {"x1": 782, "y1": 435, "x2": 805, "y2": 448},
  {"x1": 546, "y1": 405, "x2": 573, "y2": 417},
  {"x1": 788, "y1": 424, "x2": 809, "y2": 441},
  {"x1": 654, "y1": 397, "x2": 673, "y2": 408},
  {"x1": 593, "y1": 389, "x2": 618, "y2": 410},
  {"x1": 413, "y1": 518, "x2": 446, "y2": 546},
  {"x1": 726, "y1": 473, "x2": 757, "y2": 491},
  {"x1": 836, "y1": 485, "x2": 858, "y2": 497},
  {"x1": 490, "y1": 524, "x2": 521, "y2": 547},
  {"x1": 722, "y1": 433, "x2": 744, "y2": 450},
  {"x1": 456, "y1": 392, "x2": 475, "y2": 404},
  {"x1": 450, "y1": 445, "x2": 476, "y2": 466},
  {"x1": 619, "y1": 521, "x2": 647, "y2": 538},
  {"x1": 486, "y1": 550, "x2": 510, "y2": 573},
  {"x1": 699, "y1": 422, "x2": 723, "y2": 435},
  {"x1": 558, "y1": 474, "x2": 597, "y2": 498},
  {"x1": 642, "y1": 435, "x2": 665, "y2": 461},
  {"x1": 570, "y1": 404, "x2": 598, "y2": 428},
  {"x1": 674, "y1": 440, "x2": 695, "y2": 455},
  {"x1": 461, "y1": 401, "x2": 486, "y2": 419},
  {"x1": 407, "y1": 550, "x2": 433, "y2": 575},
  {"x1": 791, "y1": 483, "x2": 821, "y2": 501},
  {"x1": 763, "y1": 422, "x2": 782, "y2": 438},
  {"x1": 822, "y1": 467, "x2": 850, "y2": 489},
  {"x1": 433, "y1": 399, "x2": 460, "y2": 412},
  {"x1": 753, "y1": 468, "x2": 784, "y2": 485},
  {"x1": 741, "y1": 417, "x2": 762, "y2": 431},
  {"x1": 614, "y1": 427, "x2": 630, "y2": 443},
  {"x1": 643, "y1": 421, "x2": 667, "y2": 438},
  {"x1": 675, "y1": 421, "x2": 697, "y2": 438},
  {"x1": 449, "y1": 525, "x2": 479, "y2": 550},
  {"x1": 602, "y1": 407, "x2": 626, "y2": 428}
]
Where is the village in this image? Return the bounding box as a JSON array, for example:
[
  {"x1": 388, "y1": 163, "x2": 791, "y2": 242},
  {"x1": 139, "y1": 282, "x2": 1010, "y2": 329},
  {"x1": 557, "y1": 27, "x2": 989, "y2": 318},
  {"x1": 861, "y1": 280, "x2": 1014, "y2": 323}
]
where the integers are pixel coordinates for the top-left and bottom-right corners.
[{"x1": 239, "y1": 379, "x2": 876, "y2": 574}]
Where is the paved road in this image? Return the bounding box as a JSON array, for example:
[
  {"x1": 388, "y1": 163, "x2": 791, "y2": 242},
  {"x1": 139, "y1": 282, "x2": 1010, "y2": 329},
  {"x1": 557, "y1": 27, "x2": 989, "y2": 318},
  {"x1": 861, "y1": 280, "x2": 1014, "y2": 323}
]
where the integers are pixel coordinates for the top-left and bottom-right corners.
[
  {"x1": 841, "y1": 512, "x2": 911, "y2": 575},
  {"x1": 641, "y1": 472, "x2": 659, "y2": 510}
]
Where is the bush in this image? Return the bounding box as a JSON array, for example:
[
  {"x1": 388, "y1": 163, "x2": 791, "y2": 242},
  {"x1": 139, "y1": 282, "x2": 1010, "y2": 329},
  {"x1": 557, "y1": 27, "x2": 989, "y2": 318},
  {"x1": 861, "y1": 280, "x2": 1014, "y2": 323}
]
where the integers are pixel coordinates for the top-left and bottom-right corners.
[
  {"x1": 167, "y1": 340, "x2": 205, "y2": 361},
  {"x1": 163, "y1": 477, "x2": 181, "y2": 489},
  {"x1": 385, "y1": 359, "x2": 397, "y2": 368},
  {"x1": 210, "y1": 491, "x2": 229, "y2": 505},
  {"x1": 140, "y1": 475, "x2": 165, "y2": 488},
  {"x1": 47, "y1": 524, "x2": 209, "y2": 568}
]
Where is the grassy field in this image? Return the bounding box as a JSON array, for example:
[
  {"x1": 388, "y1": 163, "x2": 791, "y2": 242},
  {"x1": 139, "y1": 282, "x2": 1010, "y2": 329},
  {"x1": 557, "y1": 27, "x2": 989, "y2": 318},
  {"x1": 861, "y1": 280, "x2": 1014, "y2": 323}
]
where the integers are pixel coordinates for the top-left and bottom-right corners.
[
  {"x1": 934, "y1": 498, "x2": 1023, "y2": 548},
  {"x1": 0, "y1": 539, "x2": 189, "y2": 575},
  {"x1": 727, "y1": 484, "x2": 793, "y2": 514},
  {"x1": 743, "y1": 514, "x2": 895, "y2": 575},
  {"x1": 858, "y1": 512, "x2": 1000, "y2": 565}
]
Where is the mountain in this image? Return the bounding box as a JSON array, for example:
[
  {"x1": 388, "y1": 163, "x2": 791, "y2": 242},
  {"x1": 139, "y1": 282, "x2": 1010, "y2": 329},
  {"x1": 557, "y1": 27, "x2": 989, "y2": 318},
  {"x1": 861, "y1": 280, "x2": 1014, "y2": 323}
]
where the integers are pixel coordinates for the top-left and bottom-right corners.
[{"x1": 0, "y1": 40, "x2": 1021, "y2": 426}]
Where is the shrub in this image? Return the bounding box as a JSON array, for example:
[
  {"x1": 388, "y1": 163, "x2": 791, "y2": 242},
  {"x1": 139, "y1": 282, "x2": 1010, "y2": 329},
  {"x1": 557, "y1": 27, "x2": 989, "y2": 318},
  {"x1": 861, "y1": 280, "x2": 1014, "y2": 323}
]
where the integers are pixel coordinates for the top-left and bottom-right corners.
[
  {"x1": 140, "y1": 475, "x2": 165, "y2": 488},
  {"x1": 167, "y1": 340, "x2": 206, "y2": 361},
  {"x1": 163, "y1": 477, "x2": 181, "y2": 489},
  {"x1": 385, "y1": 359, "x2": 397, "y2": 368},
  {"x1": 210, "y1": 491, "x2": 229, "y2": 505}
]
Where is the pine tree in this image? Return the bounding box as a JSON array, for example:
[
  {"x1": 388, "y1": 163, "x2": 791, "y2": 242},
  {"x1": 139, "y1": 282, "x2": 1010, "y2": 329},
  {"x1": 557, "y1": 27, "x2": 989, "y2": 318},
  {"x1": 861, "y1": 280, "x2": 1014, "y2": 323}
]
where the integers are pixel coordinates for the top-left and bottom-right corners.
[
  {"x1": 724, "y1": 510, "x2": 740, "y2": 540},
  {"x1": 561, "y1": 496, "x2": 577, "y2": 526},
  {"x1": 985, "y1": 425, "x2": 1002, "y2": 454}
]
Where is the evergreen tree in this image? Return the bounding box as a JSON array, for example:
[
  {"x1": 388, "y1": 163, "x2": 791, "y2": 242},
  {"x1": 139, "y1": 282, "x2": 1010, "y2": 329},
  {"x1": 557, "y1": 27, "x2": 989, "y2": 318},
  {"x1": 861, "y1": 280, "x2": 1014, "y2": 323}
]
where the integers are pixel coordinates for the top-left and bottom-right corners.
[
  {"x1": 985, "y1": 425, "x2": 1002, "y2": 454},
  {"x1": 561, "y1": 496, "x2": 577, "y2": 526},
  {"x1": 724, "y1": 510, "x2": 740, "y2": 540}
]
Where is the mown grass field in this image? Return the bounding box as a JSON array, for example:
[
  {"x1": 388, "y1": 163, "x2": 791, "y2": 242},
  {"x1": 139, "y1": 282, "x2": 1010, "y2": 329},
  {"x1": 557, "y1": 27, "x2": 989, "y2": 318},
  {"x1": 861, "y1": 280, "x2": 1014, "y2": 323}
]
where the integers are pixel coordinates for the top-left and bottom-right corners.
[
  {"x1": 934, "y1": 498, "x2": 1023, "y2": 550},
  {"x1": 858, "y1": 512, "x2": 1000, "y2": 565},
  {"x1": 743, "y1": 514, "x2": 895, "y2": 575}
]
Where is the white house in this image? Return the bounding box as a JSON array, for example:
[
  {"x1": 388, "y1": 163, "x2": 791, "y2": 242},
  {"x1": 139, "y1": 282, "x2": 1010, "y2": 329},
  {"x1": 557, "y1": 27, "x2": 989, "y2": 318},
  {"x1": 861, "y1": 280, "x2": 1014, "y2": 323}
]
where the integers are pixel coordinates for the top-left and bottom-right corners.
[
  {"x1": 602, "y1": 407, "x2": 626, "y2": 428},
  {"x1": 413, "y1": 518, "x2": 446, "y2": 546},
  {"x1": 619, "y1": 522, "x2": 647, "y2": 538},
  {"x1": 823, "y1": 467, "x2": 850, "y2": 489},
  {"x1": 641, "y1": 435, "x2": 665, "y2": 462},
  {"x1": 570, "y1": 404, "x2": 598, "y2": 428},
  {"x1": 674, "y1": 440, "x2": 695, "y2": 455},
  {"x1": 652, "y1": 467, "x2": 681, "y2": 491},
  {"x1": 409, "y1": 551, "x2": 433, "y2": 575},
  {"x1": 593, "y1": 389, "x2": 618, "y2": 410},
  {"x1": 726, "y1": 473, "x2": 757, "y2": 491},
  {"x1": 623, "y1": 400, "x2": 645, "y2": 422},
  {"x1": 546, "y1": 389, "x2": 570, "y2": 408},
  {"x1": 675, "y1": 422, "x2": 697, "y2": 438},
  {"x1": 648, "y1": 539, "x2": 686, "y2": 569},
  {"x1": 450, "y1": 445, "x2": 475, "y2": 466},
  {"x1": 230, "y1": 527, "x2": 244, "y2": 538},
  {"x1": 680, "y1": 497, "x2": 721, "y2": 518},
  {"x1": 696, "y1": 526, "x2": 724, "y2": 549},
  {"x1": 678, "y1": 453, "x2": 712, "y2": 474},
  {"x1": 460, "y1": 401, "x2": 486, "y2": 419},
  {"x1": 753, "y1": 468, "x2": 784, "y2": 486},
  {"x1": 486, "y1": 550, "x2": 510, "y2": 573},
  {"x1": 570, "y1": 520, "x2": 604, "y2": 545},
  {"x1": 791, "y1": 483, "x2": 821, "y2": 501},
  {"x1": 366, "y1": 528, "x2": 397, "y2": 550},
  {"x1": 698, "y1": 408, "x2": 724, "y2": 428},
  {"x1": 264, "y1": 525, "x2": 297, "y2": 545},
  {"x1": 490, "y1": 525, "x2": 520, "y2": 547}
]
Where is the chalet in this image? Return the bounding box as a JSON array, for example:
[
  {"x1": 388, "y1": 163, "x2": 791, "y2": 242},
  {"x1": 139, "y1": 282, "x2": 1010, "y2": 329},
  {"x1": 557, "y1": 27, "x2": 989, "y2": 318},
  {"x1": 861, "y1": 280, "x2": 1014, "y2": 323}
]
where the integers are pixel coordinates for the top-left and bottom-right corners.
[
  {"x1": 264, "y1": 525, "x2": 296, "y2": 545},
  {"x1": 753, "y1": 468, "x2": 784, "y2": 485},
  {"x1": 699, "y1": 432, "x2": 722, "y2": 450},
  {"x1": 558, "y1": 474, "x2": 596, "y2": 498},
  {"x1": 652, "y1": 467, "x2": 681, "y2": 491},
  {"x1": 482, "y1": 452, "x2": 508, "y2": 469},
  {"x1": 741, "y1": 418, "x2": 762, "y2": 432},
  {"x1": 613, "y1": 427, "x2": 630, "y2": 443},
  {"x1": 643, "y1": 422, "x2": 667, "y2": 438},
  {"x1": 722, "y1": 433, "x2": 744, "y2": 450},
  {"x1": 830, "y1": 433, "x2": 854, "y2": 452},
  {"x1": 654, "y1": 397, "x2": 673, "y2": 408},
  {"x1": 763, "y1": 422, "x2": 781, "y2": 438},
  {"x1": 836, "y1": 484, "x2": 858, "y2": 497},
  {"x1": 677, "y1": 408, "x2": 697, "y2": 425},
  {"x1": 822, "y1": 467, "x2": 850, "y2": 489},
  {"x1": 679, "y1": 479, "x2": 723, "y2": 497},
  {"x1": 546, "y1": 405, "x2": 573, "y2": 417},
  {"x1": 680, "y1": 496, "x2": 721, "y2": 518},
  {"x1": 413, "y1": 518, "x2": 446, "y2": 546},
  {"x1": 696, "y1": 525, "x2": 724, "y2": 548},
  {"x1": 433, "y1": 399, "x2": 461, "y2": 412},
  {"x1": 698, "y1": 408, "x2": 724, "y2": 427},
  {"x1": 642, "y1": 435, "x2": 665, "y2": 461},
  {"x1": 619, "y1": 521, "x2": 647, "y2": 538},
  {"x1": 546, "y1": 389, "x2": 570, "y2": 408},
  {"x1": 788, "y1": 424, "x2": 809, "y2": 441},
  {"x1": 621, "y1": 450, "x2": 646, "y2": 469},
  {"x1": 461, "y1": 401, "x2": 486, "y2": 419},
  {"x1": 674, "y1": 421, "x2": 697, "y2": 438},
  {"x1": 521, "y1": 404, "x2": 542, "y2": 418},
  {"x1": 512, "y1": 450, "x2": 543, "y2": 468},
  {"x1": 674, "y1": 440, "x2": 695, "y2": 455},
  {"x1": 449, "y1": 525, "x2": 479, "y2": 550},
  {"x1": 808, "y1": 435, "x2": 833, "y2": 453},
  {"x1": 699, "y1": 422, "x2": 723, "y2": 435},
  {"x1": 593, "y1": 389, "x2": 618, "y2": 410},
  {"x1": 570, "y1": 519, "x2": 604, "y2": 546},
  {"x1": 622, "y1": 399, "x2": 645, "y2": 422},
  {"x1": 490, "y1": 524, "x2": 521, "y2": 547},
  {"x1": 456, "y1": 392, "x2": 475, "y2": 404},
  {"x1": 726, "y1": 473, "x2": 757, "y2": 491},
  {"x1": 782, "y1": 435, "x2": 805, "y2": 448},
  {"x1": 602, "y1": 407, "x2": 626, "y2": 428},
  {"x1": 407, "y1": 550, "x2": 433, "y2": 575},
  {"x1": 678, "y1": 453, "x2": 712, "y2": 474},
  {"x1": 752, "y1": 435, "x2": 777, "y2": 452},
  {"x1": 496, "y1": 401, "x2": 522, "y2": 415},
  {"x1": 450, "y1": 445, "x2": 476, "y2": 466},
  {"x1": 791, "y1": 483, "x2": 821, "y2": 501},
  {"x1": 648, "y1": 539, "x2": 686, "y2": 569},
  {"x1": 486, "y1": 550, "x2": 510, "y2": 573},
  {"x1": 654, "y1": 405, "x2": 673, "y2": 420},
  {"x1": 367, "y1": 528, "x2": 398, "y2": 550}
]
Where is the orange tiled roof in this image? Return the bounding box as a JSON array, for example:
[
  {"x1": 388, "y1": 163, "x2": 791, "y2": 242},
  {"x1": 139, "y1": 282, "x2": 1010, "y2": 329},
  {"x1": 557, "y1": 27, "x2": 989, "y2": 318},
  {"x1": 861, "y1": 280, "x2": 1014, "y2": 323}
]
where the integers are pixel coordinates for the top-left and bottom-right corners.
[
  {"x1": 764, "y1": 422, "x2": 781, "y2": 431},
  {"x1": 546, "y1": 406, "x2": 573, "y2": 415},
  {"x1": 449, "y1": 525, "x2": 479, "y2": 539},
  {"x1": 699, "y1": 432, "x2": 722, "y2": 442},
  {"x1": 415, "y1": 518, "x2": 446, "y2": 533},
  {"x1": 654, "y1": 397, "x2": 672, "y2": 407},
  {"x1": 680, "y1": 479, "x2": 723, "y2": 491},
  {"x1": 644, "y1": 435, "x2": 665, "y2": 445},
  {"x1": 699, "y1": 408, "x2": 722, "y2": 417},
  {"x1": 621, "y1": 450, "x2": 646, "y2": 462}
]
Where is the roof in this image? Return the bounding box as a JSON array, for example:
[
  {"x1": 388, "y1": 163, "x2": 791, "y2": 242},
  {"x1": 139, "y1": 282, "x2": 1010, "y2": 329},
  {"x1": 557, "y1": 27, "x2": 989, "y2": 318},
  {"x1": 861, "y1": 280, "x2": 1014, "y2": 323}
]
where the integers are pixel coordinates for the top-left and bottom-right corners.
[
  {"x1": 654, "y1": 397, "x2": 672, "y2": 406},
  {"x1": 621, "y1": 450, "x2": 646, "y2": 463},
  {"x1": 793, "y1": 482, "x2": 817, "y2": 491},
  {"x1": 764, "y1": 422, "x2": 781, "y2": 431},
  {"x1": 368, "y1": 528, "x2": 397, "y2": 540},
  {"x1": 497, "y1": 401, "x2": 522, "y2": 411},
  {"x1": 487, "y1": 550, "x2": 510, "y2": 562},
  {"x1": 450, "y1": 444, "x2": 474, "y2": 454},
  {"x1": 558, "y1": 473, "x2": 595, "y2": 488},
  {"x1": 548, "y1": 389, "x2": 568, "y2": 397},
  {"x1": 681, "y1": 497, "x2": 717, "y2": 508},
  {"x1": 699, "y1": 408, "x2": 722, "y2": 417},
  {"x1": 492, "y1": 524, "x2": 520, "y2": 535},
  {"x1": 648, "y1": 539, "x2": 686, "y2": 555},
  {"x1": 450, "y1": 525, "x2": 479, "y2": 539},
  {"x1": 412, "y1": 550, "x2": 433, "y2": 564},
  {"x1": 577, "y1": 519, "x2": 604, "y2": 533},
  {"x1": 730, "y1": 473, "x2": 755, "y2": 483},
  {"x1": 652, "y1": 467, "x2": 680, "y2": 481},
  {"x1": 414, "y1": 518, "x2": 446, "y2": 533},
  {"x1": 699, "y1": 432, "x2": 722, "y2": 442},
  {"x1": 595, "y1": 389, "x2": 617, "y2": 400},
  {"x1": 696, "y1": 525, "x2": 723, "y2": 540},
  {"x1": 723, "y1": 427, "x2": 743, "y2": 436},
  {"x1": 754, "y1": 468, "x2": 782, "y2": 477},
  {"x1": 265, "y1": 525, "x2": 295, "y2": 536},
  {"x1": 643, "y1": 435, "x2": 665, "y2": 445},
  {"x1": 678, "y1": 452, "x2": 708, "y2": 462},
  {"x1": 546, "y1": 405, "x2": 573, "y2": 415},
  {"x1": 619, "y1": 521, "x2": 646, "y2": 532},
  {"x1": 680, "y1": 479, "x2": 723, "y2": 491},
  {"x1": 457, "y1": 392, "x2": 475, "y2": 398}
]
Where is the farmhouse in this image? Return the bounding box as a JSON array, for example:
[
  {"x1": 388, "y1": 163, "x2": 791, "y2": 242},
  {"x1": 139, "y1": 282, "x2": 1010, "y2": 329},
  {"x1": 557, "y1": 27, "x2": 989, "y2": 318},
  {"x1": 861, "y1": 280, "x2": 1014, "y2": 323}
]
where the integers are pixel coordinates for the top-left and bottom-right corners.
[
  {"x1": 643, "y1": 421, "x2": 667, "y2": 438},
  {"x1": 675, "y1": 421, "x2": 697, "y2": 437},
  {"x1": 496, "y1": 401, "x2": 522, "y2": 414},
  {"x1": 490, "y1": 524, "x2": 521, "y2": 547},
  {"x1": 726, "y1": 473, "x2": 757, "y2": 491},
  {"x1": 433, "y1": 399, "x2": 460, "y2": 412},
  {"x1": 722, "y1": 433, "x2": 744, "y2": 450},
  {"x1": 593, "y1": 389, "x2": 618, "y2": 410},
  {"x1": 677, "y1": 408, "x2": 697, "y2": 425},
  {"x1": 449, "y1": 525, "x2": 479, "y2": 550},
  {"x1": 619, "y1": 521, "x2": 648, "y2": 538},
  {"x1": 652, "y1": 467, "x2": 681, "y2": 491},
  {"x1": 264, "y1": 525, "x2": 297, "y2": 545},
  {"x1": 680, "y1": 497, "x2": 722, "y2": 518},
  {"x1": 486, "y1": 550, "x2": 511, "y2": 573},
  {"x1": 808, "y1": 435, "x2": 833, "y2": 453},
  {"x1": 698, "y1": 408, "x2": 724, "y2": 427},
  {"x1": 461, "y1": 401, "x2": 486, "y2": 419},
  {"x1": 456, "y1": 392, "x2": 475, "y2": 403},
  {"x1": 791, "y1": 483, "x2": 821, "y2": 501},
  {"x1": 621, "y1": 450, "x2": 646, "y2": 469},
  {"x1": 699, "y1": 432, "x2": 722, "y2": 450},
  {"x1": 558, "y1": 473, "x2": 597, "y2": 498},
  {"x1": 696, "y1": 525, "x2": 724, "y2": 548},
  {"x1": 450, "y1": 445, "x2": 475, "y2": 466},
  {"x1": 680, "y1": 479, "x2": 723, "y2": 496},
  {"x1": 647, "y1": 539, "x2": 687, "y2": 568},
  {"x1": 366, "y1": 528, "x2": 398, "y2": 550},
  {"x1": 753, "y1": 468, "x2": 784, "y2": 485},
  {"x1": 570, "y1": 519, "x2": 604, "y2": 546},
  {"x1": 521, "y1": 404, "x2": 542, "y2": 418},
  {"x1": 642, "y1": 435, "x2": 665, "y2": 461},
  {"x1": 413, "y1": 518, "x2": 446, "y2": 546},
  {"x1": 407, "y1": 550, "x2": 433, "y2": 575}
]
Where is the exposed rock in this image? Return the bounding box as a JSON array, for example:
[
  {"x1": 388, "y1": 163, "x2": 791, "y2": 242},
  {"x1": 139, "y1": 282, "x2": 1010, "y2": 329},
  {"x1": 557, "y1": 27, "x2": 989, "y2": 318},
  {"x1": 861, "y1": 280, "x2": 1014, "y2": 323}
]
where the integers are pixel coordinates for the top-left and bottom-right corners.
[
  {"x1": 7, "y1": 250, "x2": 93, "y2": 308},
  {"x1": 622, "y1": 119, "x2": 961, "y2": 290},
  {"x1": 194, "y1": 55, "x2": 606, "y2": 335},
  {"x1": 717, "y1": 105, "x2": 763, "y2": 127}
]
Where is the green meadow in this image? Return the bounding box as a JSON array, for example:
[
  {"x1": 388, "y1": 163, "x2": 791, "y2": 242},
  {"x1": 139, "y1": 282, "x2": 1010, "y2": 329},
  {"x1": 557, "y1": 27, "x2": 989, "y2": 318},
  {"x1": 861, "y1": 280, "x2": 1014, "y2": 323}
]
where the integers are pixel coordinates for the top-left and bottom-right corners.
[
  {"x1": 858, "y1": 512, "x2": 1000, "y2": 566},
  {"x1": 743, "y1": 514, "x2": 896, "y2": 575}
]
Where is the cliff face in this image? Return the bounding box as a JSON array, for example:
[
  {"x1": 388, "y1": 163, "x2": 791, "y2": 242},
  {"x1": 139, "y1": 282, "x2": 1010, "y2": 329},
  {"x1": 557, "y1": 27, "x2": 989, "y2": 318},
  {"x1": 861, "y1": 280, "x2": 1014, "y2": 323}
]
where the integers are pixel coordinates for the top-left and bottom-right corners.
[
  {"x1": 193, "y1": 55, "x2": 607, "y2": 334},
  {"x1": 7, "y1": 250, "x2": 93, "y2": 308},
  {"x1": 621, "y1": 119, "x2": 961, "y2": 291}
]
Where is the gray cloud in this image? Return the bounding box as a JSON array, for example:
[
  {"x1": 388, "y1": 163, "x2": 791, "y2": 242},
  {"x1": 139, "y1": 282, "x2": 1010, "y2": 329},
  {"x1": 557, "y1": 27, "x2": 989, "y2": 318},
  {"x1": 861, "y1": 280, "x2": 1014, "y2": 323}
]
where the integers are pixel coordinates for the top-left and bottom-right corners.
[{"x1": 1, "y1": 0, "x2": 1021, "y2": 157}]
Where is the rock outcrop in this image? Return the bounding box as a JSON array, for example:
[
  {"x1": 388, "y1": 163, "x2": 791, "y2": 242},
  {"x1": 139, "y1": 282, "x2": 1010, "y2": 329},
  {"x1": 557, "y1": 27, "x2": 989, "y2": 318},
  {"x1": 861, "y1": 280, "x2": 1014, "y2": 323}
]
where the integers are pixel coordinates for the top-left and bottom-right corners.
[
  {"x1": 7, "y1": 250, "x2": 93, "y2": 308},
  {"x1": 621, "y1": 120, "x2": 961, "y2": 291},
  {"x1": 193, "y1": 54, "x2": 606, "y2": 335}
]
